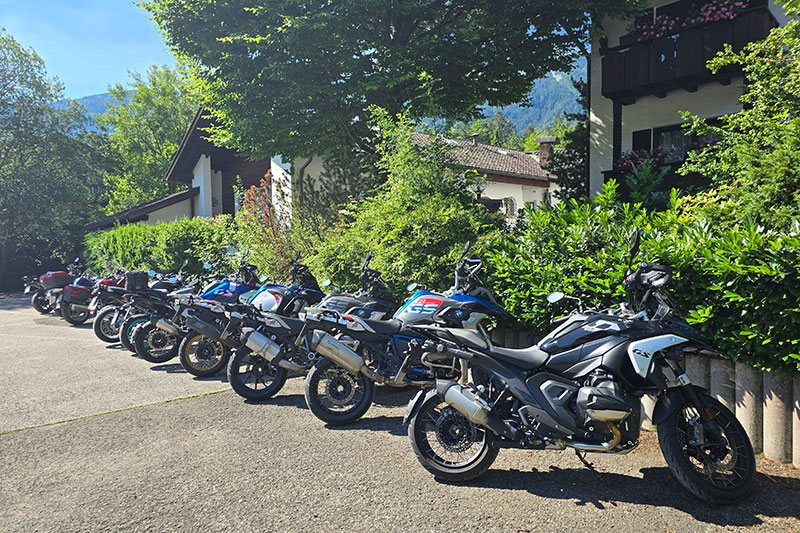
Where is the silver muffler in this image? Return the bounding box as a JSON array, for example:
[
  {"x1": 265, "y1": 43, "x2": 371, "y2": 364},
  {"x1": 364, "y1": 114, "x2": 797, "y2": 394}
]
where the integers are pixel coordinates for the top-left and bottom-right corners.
[
  {"x1": 309, "y1": 331, "x2": 383, "y2": 382},
  {"x1": 244, "y1": 330, "x2": 305, "y2": 372},
  {"x1": 435, "y1": 380, "x2": 519, "y2": 440},
  {"x1": 155, "y1": 318, "x2": 181, "y2": 335}
]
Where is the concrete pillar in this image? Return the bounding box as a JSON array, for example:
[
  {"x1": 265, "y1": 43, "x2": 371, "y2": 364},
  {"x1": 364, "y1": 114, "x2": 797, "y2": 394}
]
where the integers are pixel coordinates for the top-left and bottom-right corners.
[
  {"x1": 763, "y1": 370, "x2": 792, "y2": 463},
  {"x1": 211, "y1": 169, "x2": 223, "y2": 216},
  {"x1": 640, "y1": 394, "x2": 656, "y2": 431},
  {"x1": 191, "y1": 154, "x2": 213, "y2": 217},
  {"x1": 709, "y1": 358, "x2": 735, "y2": 411},
  {"x1": 735, "y1": 361, "x2": 763, "y2": 454},
  {"x1": 793, "y1": 373, "x2": 800, "y2": 468},
  {"x1": 685, "y1": 353, "x2": 709, "y2": 389}
]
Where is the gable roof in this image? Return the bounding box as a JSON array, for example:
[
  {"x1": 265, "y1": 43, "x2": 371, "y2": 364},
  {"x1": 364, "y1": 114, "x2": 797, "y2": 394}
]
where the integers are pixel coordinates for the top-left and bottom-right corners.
[
  {"x1": 410, "y1": 132, "x2": 550, "y2": 180},
  {"x1": 84, "y1": 187, "x2": 199, "y2": 231}
]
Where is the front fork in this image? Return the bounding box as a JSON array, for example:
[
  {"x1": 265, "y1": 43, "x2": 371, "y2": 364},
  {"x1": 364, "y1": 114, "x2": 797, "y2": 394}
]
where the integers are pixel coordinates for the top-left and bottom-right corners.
[{"x1": 664, "y1": 359, "x2": 724, "y2": 442}]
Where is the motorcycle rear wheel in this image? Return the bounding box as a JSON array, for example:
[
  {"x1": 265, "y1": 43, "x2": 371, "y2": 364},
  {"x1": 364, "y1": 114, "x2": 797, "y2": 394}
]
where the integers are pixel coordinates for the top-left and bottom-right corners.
[
  {"x1": 408, "y1": 394, "x2": 498, "y2": 482},
  {"x1": 61, "y1": 302, "x2": 90, "y2": 325},
  {"x1": 227, "y1": 346, "x2": 287, "y2": 400},
  {"x1": 119, "y1": 314, "x2": 149, "y2": 352},
  {"x1": 304, "y1": 357, "x2": 374, "y2": 425},
  {"x1": 134, "y1": 322, "x2": 180, "y2": 364},
  {"x1": 93, "y1": 306, "x2": 122, "y2": 343},
  {"x1": 657, "y1": 392, "x2": 754, "y2": 504},
  {"x1": 31, "y1": 290, "x2": 53, "y2": 314},
  {"x1": 178, "y1": 332, "x2": 229, "y2": 377}
]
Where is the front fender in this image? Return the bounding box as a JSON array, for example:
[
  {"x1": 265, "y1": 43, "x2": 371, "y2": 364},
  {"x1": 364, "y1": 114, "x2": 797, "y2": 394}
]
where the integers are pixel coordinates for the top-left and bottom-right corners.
[
  {"x1": 651, "y1": 385, "x2": 708, "y2": 426},
  {"x1": 403, "y1": 388, "x2": 437, "y2": 426}
]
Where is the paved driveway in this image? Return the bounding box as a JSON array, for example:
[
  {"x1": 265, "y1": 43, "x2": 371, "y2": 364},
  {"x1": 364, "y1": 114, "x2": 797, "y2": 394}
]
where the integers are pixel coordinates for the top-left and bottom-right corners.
[{"x1": 1, "y1": 298, "x2": 798, "y2": 532}]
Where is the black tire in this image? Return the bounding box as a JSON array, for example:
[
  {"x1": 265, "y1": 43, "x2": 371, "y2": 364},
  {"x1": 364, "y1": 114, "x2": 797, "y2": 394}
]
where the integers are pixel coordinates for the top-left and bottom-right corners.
[
  {"x1": 134, "y1": 322, "x2": 180, "y2": 363},
  {"x1": 119, "y1": 314, "x2": 149, "y2": 352},
  {"x1": 61, "y1": 302, "x2": 90, "y2": 325},
  {"x1": 93, "y1": 306, "x2": 122, "y2": 343},
  {"x1": 657, "y1": 392, "x2": 755, "y2": 504},
  {"x1": 227, "y1": 346, "x2": 288, "y2": 400},
  {"x1": 408, "y1": 393, "x2": 498, "y2": 482},
  {"x1": 31, "y1": 290, "x2": 53, "y2": 314},
  {"x1": 178, "y1": 332, "x2": 229, "y2": 377},
  {"x1": 304, "y1": 357, "x2": 375, "y2": 425}
]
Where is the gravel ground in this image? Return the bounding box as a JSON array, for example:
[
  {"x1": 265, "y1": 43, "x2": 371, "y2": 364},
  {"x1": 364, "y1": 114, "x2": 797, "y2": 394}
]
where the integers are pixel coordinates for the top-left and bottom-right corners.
[{"x1": 1, "y1": 298, "x2": 798, "y2": 532}]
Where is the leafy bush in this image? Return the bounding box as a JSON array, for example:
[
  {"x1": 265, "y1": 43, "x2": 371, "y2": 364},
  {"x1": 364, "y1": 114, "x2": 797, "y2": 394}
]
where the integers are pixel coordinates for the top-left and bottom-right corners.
[{"x1": 487, "y1": 180, "x2": 800, "y2": 371}]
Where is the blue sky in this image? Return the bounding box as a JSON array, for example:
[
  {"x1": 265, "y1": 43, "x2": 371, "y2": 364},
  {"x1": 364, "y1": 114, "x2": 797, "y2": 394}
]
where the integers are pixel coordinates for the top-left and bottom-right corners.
[{"x1": 0, "y1": 0, "x2": 175, "y2": 98}]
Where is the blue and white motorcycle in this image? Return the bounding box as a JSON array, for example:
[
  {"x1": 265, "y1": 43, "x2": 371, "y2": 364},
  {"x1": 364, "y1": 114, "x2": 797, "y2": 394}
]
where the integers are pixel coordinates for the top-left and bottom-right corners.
[{"x1": 301, "y1": 243, "x2": 511, "y2": 425}]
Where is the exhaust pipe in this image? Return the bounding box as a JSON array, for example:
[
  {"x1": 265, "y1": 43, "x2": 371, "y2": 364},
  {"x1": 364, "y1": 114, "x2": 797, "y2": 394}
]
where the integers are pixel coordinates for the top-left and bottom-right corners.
[
  {"x1": 309, "y1": 331, "x2": 383, "y2": 382},
  {"x1": 567, "y1": 424, "x2": 621, "y2": 452},
  {"x1": 435, "y1": 380, "x2": 519, "y2": 440},
  {"x1": 243, "y1": 330, "x2": 305, "y2": 372},
  {"x1": 155, "y1": 318, "x2": 180, "y2": 335}
]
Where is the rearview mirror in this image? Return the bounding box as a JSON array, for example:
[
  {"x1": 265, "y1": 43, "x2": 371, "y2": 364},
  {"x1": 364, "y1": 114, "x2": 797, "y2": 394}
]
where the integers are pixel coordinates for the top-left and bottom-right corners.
[
  {"x1": 259, "y1": 275, "x2": 269, "y2": 283},
  {"x1": 74, "y1": 257, "x2": 80, "y2": 263},
  {"x1": 203, "y1": 262, "x2": 212, "y2": 270},
  {"x1": 225, "y1": 246, "x2": 238, "y2": 256},
  {"x1": 148, "y1": 270, "x2": 156, "y2": 276},
  {"x1": 321, "y1": 279, "x2": 332, "y2": 287},
  {"x1": 546, "y1": 292, "x2": 565, "y2": 304},
  {"x1": 407, "y1": 283, "x2": 419, "y2": 291}
]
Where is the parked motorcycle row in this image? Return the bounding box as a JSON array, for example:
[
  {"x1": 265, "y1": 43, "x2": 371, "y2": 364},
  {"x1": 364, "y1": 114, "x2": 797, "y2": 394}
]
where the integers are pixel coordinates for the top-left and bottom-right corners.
[{"x1": 21, "y1": 234, "x2": 755, "y2": 505}]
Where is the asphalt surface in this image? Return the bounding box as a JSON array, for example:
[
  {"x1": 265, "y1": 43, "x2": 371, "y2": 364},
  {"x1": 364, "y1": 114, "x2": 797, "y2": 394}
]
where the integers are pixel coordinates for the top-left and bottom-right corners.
[{"x1": 1, "y1": 297, "x2": 799, "y2": 532}]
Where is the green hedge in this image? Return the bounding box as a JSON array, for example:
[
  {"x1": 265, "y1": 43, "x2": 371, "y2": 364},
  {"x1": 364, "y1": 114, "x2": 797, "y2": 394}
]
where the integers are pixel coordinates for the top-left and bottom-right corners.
[{"x1": 486, "y1": 181, "x2": 800, "y2": 372}]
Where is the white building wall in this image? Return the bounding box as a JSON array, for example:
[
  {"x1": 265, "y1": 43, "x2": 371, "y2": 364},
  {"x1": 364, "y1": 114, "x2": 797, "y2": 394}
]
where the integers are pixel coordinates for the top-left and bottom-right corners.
[
  {"x1": 142, "y1": 199, "x2": 193, "y2": 225},
  {"x1": 483, "y1": 181, "x2": 551, "y2": 214},
  {"x1": 211, "y1": 169, "x2": 223, "y2": 216},
  {"x1": 191, "y1": 154, "x2": 213, "y2": 217}
]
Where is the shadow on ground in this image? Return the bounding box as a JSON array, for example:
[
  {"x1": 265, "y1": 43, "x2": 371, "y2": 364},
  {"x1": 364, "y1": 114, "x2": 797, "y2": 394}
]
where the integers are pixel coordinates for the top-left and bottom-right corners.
[
  {"x1": 149, "y1": 363, "x2": 229, "y2": 383},
  {"x1": 462, "y1": 463, "x2": 800, "y2": 527},
  {"x1": 0, "y1": 297, "x2": 32, "y2": 311}
]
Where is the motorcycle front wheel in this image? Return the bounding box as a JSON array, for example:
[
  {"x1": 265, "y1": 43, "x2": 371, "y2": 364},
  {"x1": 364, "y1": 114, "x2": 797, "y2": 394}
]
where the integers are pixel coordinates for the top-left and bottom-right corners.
[
  {"x1": 304, "y1": 357, "x2": 374, "y2": 425},
  {"x1": 178, "y1": 332, "x2": 229, "y2": 377},
  {"x1": 119, "y1": 314, "x2": 149, "y2": 352},
  {"x1": 134, "y1": 322, "x2": 180, "y2": 364},
  {"x1": 227, "y1": 346, "x2": 287, "y2": 400},
  {"x1": 93, "y1": 306, "x2": 122, "y2": 343},
  {"x1": 657, "y1": 391, "x2": 754, "y2": 504},
  {"x1": 408, "y1": 394, "x2": 498, "y2": 482},
  {"x1": 61, "y1": 302, "x2": 90, "y2": 325},
  {"x1": 31, "y1": 290, "x2": 53, "y2": 314}
]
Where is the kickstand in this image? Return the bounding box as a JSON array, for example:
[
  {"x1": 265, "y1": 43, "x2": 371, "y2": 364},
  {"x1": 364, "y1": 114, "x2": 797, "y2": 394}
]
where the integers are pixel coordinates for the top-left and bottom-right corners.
[{"x1": 575, "y1": 450, "x2": 597, "y2": 472}]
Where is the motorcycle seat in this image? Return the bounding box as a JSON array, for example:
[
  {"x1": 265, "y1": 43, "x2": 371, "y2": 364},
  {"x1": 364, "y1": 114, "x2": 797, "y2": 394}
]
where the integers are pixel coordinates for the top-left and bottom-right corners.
[
  {"x1": 488, "y1": 345, "x2": 549, "y2": 370},
  {"x1": 107, "y1": 286, "x2": 127, "y2": 295},
  {"x1": 363, "y1": 318, "x2": 402, "y2": 335}
]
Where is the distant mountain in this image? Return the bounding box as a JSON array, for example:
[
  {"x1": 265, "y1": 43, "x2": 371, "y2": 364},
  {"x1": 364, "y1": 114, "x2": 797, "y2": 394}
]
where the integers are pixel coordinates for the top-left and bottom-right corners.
[
  {"x1": 74, "y1": 92, "x2": 119, "y2": 116},
  {"x1": 482, "y1": 57, "x2": 586, "y2": 132}
]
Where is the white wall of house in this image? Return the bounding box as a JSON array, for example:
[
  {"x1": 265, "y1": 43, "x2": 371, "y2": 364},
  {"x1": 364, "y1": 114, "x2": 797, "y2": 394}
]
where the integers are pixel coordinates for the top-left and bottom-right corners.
[
  {"x1": 483, "y1": 181, "x2": 551, "y2": 215},
  {"x1": 211, "y1": 169, "x2": 223, "y2": 216},
  {"x1": 588, "y1": 1, "x2": 791, "y2": 195},
  {"x1": 142, "y1": 199, "x2": 193, "y2": 226},
  {"x1": 191, "y1": 154, "x2": 213, "y2": 217}
]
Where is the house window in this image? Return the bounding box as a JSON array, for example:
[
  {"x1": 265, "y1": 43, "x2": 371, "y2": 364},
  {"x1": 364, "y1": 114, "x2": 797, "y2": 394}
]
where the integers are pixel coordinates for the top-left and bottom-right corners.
[
  {"x1": 632, "y1": 129, "x2": 653, "y2": 152},
  {"x1": 655, "y1": 126, "x2": 693, "y2": 163}
]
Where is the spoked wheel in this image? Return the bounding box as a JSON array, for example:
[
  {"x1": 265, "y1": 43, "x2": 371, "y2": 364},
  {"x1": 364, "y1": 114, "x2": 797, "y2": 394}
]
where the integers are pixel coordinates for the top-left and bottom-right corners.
[
  {"x1": 227, "y1": 346, "x2": 287, "y2": 400},
  {"x1": 61, "y1": 302, "x2": 90, "y2": 325},
  {"x1": 408, "y1": 394, "x2": 498, "y2": 482},
  {"x1": 304, "y1": 357, "x2": 374, "y2": 425},
  {"x1": 134, "y1": 323, "x2": 180, "y2": 364},
  {"x1": 119, "y1": 314, "x2": 149, "y2": 352},
  {"x1": 178, "y1": 332, "x2": 229, "y2": 377},
  {"x1": 93, "y1": 306, "x2": 122, "y2": 343},
  {"x1": 658, "y1": 392, "x2": 754, "y2": 504},
  {"x1": 31, "y1": 290, "x2": 53, "y2": 314}
]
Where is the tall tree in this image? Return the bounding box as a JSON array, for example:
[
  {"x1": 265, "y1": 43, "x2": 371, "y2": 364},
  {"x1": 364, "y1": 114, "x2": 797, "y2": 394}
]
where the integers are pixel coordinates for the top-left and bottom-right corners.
[
  {"x1": 0, "y1": 31, "x2": 104, "y2": 288},
  {"x1": 143, "y1": 0, "x2": 640, "y2": 162},
  {"x1": 98, "y1": 65, "x2": 198, "y2": 214},
  {"x1": 543, "y1": 77, "x2": 588, "y2": 202}
]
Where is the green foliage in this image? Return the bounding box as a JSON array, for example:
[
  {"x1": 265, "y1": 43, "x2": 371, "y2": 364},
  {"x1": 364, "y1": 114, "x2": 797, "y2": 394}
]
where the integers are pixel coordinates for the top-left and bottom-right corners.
[
  {"x1": 522, "y1": 115, "x2": 570, "y2": 151},
  {"x1": 0, "y1": 30, "x2": 105, "y2": 289},
  {"x1": 98, "y1": 65, "x2": 198, "y2": 214},
  {"x1": 542, "y1": 77, "x2": 588, "y2": 203},
  {"x1": 625, "y1": 160, "x2": 670, "y2": 211},
  {"x1": 678, "y1": 19, "x2": 800, "y2": 230},
  {"x1": 143, "y1": 0, "x2": 640, "y2": 161},
  {"x1": 444, "y1": 111, "x2": 525, "y2": 150},
  {"x1": 487, "y1": 180, "x2": 800, "y2": 372},
  {"x1": 312, "y1": 108, "x2": 504, "y2": 296}
]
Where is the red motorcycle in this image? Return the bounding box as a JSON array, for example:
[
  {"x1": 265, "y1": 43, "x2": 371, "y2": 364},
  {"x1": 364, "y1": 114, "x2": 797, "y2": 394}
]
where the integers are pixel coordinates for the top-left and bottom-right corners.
[
  {"x1": 61, "y1": 271, "x2": 126, "y2": 325},
  {"x1": 25, "y1": 259, "x2": 86, "y2": 314}
]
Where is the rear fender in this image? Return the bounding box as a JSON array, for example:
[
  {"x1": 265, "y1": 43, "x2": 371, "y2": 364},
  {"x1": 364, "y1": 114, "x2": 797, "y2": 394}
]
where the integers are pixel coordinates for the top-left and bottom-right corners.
[
  {"x1": 403, "y1": 388, "x2": 437, "y2": 425},
  {"x1": 651, "y1": 385, "x2": 708, "y2": 426}
]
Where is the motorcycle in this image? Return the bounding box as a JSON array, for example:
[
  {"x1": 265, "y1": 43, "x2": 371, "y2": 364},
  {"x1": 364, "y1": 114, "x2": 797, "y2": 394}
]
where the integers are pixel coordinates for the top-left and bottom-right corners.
[
  {"x1": 302, "y1": 245, "x2": 509, "y2": 425},
  {"x1": 402, "y1": 231, "x2": 755, "y2": 505},
  {"x1": 228, "y1": 254, "x2": 385, "y2": 401},
  {"x1": 25, "y1": 258, "x2": 86, "y2": 314}
]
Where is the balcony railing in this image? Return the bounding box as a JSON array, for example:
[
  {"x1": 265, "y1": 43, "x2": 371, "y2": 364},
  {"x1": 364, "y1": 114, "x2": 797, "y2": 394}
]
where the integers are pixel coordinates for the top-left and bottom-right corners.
[{"x1": 601, "y1": 6, "x2": 776, "y2": 101}]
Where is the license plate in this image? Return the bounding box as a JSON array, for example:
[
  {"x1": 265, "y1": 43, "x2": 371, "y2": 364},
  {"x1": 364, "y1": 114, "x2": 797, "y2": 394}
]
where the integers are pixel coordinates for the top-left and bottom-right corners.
[
  {"x1": 24, "y1": 286, "x2": 31, "y2": 294},
  {"x1": 88, "y1": 297, "x2": 99, "y2": 312}
]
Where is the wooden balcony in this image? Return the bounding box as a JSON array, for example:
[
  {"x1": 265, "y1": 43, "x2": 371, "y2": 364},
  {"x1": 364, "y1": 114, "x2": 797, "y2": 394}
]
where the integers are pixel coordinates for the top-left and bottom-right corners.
[{"x1": 601, "y1": 6, "x2": 776, "y2": 102}]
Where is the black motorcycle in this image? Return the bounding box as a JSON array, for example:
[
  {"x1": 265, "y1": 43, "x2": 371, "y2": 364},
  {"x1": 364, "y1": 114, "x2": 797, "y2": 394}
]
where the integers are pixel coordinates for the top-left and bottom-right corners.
[{"x1": 403, "y1": 231, "x2": 755, "y2": 505}]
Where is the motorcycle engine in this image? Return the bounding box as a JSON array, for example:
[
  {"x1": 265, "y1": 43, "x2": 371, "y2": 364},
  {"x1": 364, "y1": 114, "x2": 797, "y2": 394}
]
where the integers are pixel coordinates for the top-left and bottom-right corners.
[{"x1": 576, "y1": 370, "x2": 640, "y2": 443}]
